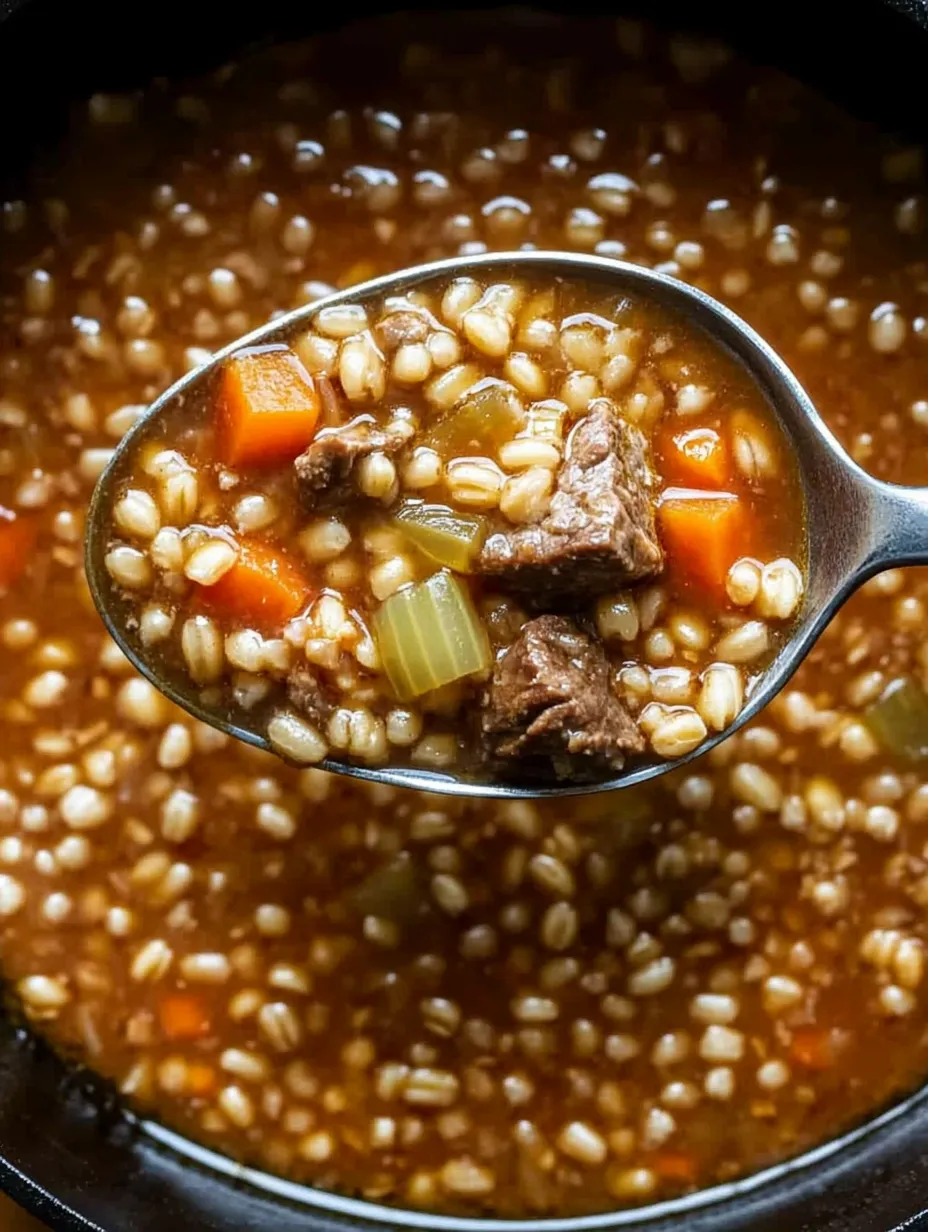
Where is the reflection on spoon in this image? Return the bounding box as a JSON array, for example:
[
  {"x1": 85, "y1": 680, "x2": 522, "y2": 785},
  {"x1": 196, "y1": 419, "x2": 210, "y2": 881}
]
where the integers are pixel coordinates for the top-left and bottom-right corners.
[{"x1": 85, "y1": 251, "x2": 928, "y2": 800}]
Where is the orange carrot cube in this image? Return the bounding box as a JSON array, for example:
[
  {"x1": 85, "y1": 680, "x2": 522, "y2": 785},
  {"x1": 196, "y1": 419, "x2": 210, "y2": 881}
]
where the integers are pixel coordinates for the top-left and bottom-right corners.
[{"x1": 218, "y1": 345, "x2": 320, "y2": 468}]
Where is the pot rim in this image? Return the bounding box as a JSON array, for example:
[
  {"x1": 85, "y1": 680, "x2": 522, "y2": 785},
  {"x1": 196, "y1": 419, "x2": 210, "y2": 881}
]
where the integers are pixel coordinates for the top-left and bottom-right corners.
[
  {"x1": 3, "y1": 1061, "x2": 928, "y2": 1232},
  {"x1": 137, "y1": 1073, "x2": 928, "y2": 1230}
]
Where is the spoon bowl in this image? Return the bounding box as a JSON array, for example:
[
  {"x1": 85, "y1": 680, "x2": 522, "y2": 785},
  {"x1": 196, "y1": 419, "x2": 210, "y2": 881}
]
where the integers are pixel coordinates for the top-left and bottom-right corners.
[{"x1": 85, "y1": 250, "x2": 928, "y2": 799}]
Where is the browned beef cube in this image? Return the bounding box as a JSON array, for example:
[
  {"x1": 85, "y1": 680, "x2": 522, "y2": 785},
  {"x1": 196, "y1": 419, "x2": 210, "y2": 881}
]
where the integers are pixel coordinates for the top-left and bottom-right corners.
[
  {"x1": 482, "y1": 615, "x2": 644, "y2": 779},
  {"x1": 294, "y1": 417, "x2": 402, "y2": 510},
  {"x1": 478, "y1": 399, "x2": 663, "y2": 601}
]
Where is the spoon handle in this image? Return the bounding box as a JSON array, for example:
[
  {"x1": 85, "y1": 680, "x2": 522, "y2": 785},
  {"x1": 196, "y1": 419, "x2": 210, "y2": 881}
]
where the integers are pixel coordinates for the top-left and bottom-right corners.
[{"x1": 855, "y1": 476, "x2": 928, "y2": 580}]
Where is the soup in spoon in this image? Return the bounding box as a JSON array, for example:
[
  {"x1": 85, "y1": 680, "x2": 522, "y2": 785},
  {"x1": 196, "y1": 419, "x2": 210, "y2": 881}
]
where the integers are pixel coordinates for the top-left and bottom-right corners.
[{"x1": 94, "y1": 264, "x2": 804, "y2": 784}]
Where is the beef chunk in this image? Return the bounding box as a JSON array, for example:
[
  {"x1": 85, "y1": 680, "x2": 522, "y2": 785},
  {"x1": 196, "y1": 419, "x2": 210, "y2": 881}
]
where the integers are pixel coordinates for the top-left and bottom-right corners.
[
  {"x1": 478, "y1": 399, "x2": 663, "y2": 601},
  {"x1": 287, "y1": 665, "x2": 333, "y2": 730},
  {"x1": 294, "y1": 416, "x2": 402, "y2": 510},
  {"x1": 482, "y1": 615, "x2": 644, "y2": 779}
]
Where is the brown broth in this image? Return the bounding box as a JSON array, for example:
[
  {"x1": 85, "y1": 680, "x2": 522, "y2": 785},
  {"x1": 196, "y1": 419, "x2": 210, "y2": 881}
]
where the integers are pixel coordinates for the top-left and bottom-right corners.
[{"x1": 0, "y1": 11, "x2": 926, "y2": 1218}]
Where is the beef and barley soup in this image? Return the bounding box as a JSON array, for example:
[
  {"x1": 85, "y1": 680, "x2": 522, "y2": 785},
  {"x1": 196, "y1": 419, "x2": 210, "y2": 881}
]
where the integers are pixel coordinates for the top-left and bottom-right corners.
[
  {"x1": 1, "y1": 10, "x2": 928, "y2": 1218},
  {"x1": 98, "y1": 270, "x2": 804, "y2": 783}
]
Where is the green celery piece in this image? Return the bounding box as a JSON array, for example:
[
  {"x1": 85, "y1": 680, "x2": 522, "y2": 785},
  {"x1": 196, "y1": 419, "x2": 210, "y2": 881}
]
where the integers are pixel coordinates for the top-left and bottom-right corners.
[
  {"x1": 393, "y1": 502, "x2": 488, "y2": 573},
  {"x1": 424, "y1": 377, "x2": 524, "y2": 456},
  {"x1": 373, "y1": 571, "x2": 491, "y2": 701}
]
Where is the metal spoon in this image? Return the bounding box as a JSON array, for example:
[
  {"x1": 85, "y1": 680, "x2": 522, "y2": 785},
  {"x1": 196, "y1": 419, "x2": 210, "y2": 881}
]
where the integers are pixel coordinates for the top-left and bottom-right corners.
[{"x1": 84, "y1": 250, "x2": 928, "y2": 799}]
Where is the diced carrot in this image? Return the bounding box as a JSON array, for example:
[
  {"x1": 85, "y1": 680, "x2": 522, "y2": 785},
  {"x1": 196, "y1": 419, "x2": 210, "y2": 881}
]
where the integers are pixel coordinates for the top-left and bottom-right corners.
[
  {"x1": 185, "y1": 1063, "x2": 217, "y2": 1097},
  {"x1": 658, "y1": 424, "x2": 730, "y2": 490},
  {"x1": 217, "y1": 344, "x2": 320, "y2": 468},
  {"x1": 0, "y1": 511, "x2": 36, "y2": 589},
  {"x1": 652, "y1": 1152, "x2": 698, "y2": 1184},
  {"x1": 201, "y1": 540, "x2": 312, "y2": 629},
  {"x1": 159, "y1": 993, "x2": 211, "y2": 1041},
  {"x1": 790, "y1": 1027, "x2": 838, "y2": 1071},
  {"x1": 657, "y1": 487, "x2": 750, "y2": 597}
]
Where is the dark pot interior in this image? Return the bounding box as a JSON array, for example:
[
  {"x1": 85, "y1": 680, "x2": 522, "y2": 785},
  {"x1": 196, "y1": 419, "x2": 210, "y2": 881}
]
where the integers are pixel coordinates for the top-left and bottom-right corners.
[{"x1": 2, "y1": 1, "x2": 928, "y2": 1229}]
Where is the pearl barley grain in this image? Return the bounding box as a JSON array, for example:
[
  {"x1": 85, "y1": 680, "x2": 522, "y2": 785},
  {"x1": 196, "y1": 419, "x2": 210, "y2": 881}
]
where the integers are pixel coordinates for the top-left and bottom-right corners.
[
  {"x1": 557, "y1": 1121, "x2": 608, "y2": 1165},
  {"x1": 59, "y1": 786, "x2": 113, "y2": 830},
  {"x1": 105, "y1": 545, "x2": 152, "y2": 589},
  {"x1": 699, "y1": 1025, "x2": 745, "y2": 1063},
  {"x1": 869, "y1": 302, "x2": 907, "y2": 353},
  {"x1": 113, "y1": 489, "x2": 161, "y2": 540},
  {"x1": 23, "y1": 671, "x2": 69, "y2": 709},
  {"x1": 0, "y1": 875, "x2": 25, "y2": 916}
]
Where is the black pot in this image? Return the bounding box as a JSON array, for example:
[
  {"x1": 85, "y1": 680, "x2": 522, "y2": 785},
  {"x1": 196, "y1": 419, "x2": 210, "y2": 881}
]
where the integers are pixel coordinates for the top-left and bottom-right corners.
[{"x1": 2, "y1": 1, "x2": 928, "y2": 1228}]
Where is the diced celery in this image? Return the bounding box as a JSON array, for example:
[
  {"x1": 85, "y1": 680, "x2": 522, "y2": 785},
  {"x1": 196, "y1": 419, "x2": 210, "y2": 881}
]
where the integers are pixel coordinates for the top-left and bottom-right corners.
[
  {"x1": 425, "y1": 377, "x2": 524, "y2": 455},
  {"x1": 373, "y1": 570, "x2": 492, "y2": 701},
  {"x1": 864, "y1": 675, "x2": 928, "y2": 763},
  {"x1": 393, "y1": 501, "x2": 488, "y2": 573}
]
